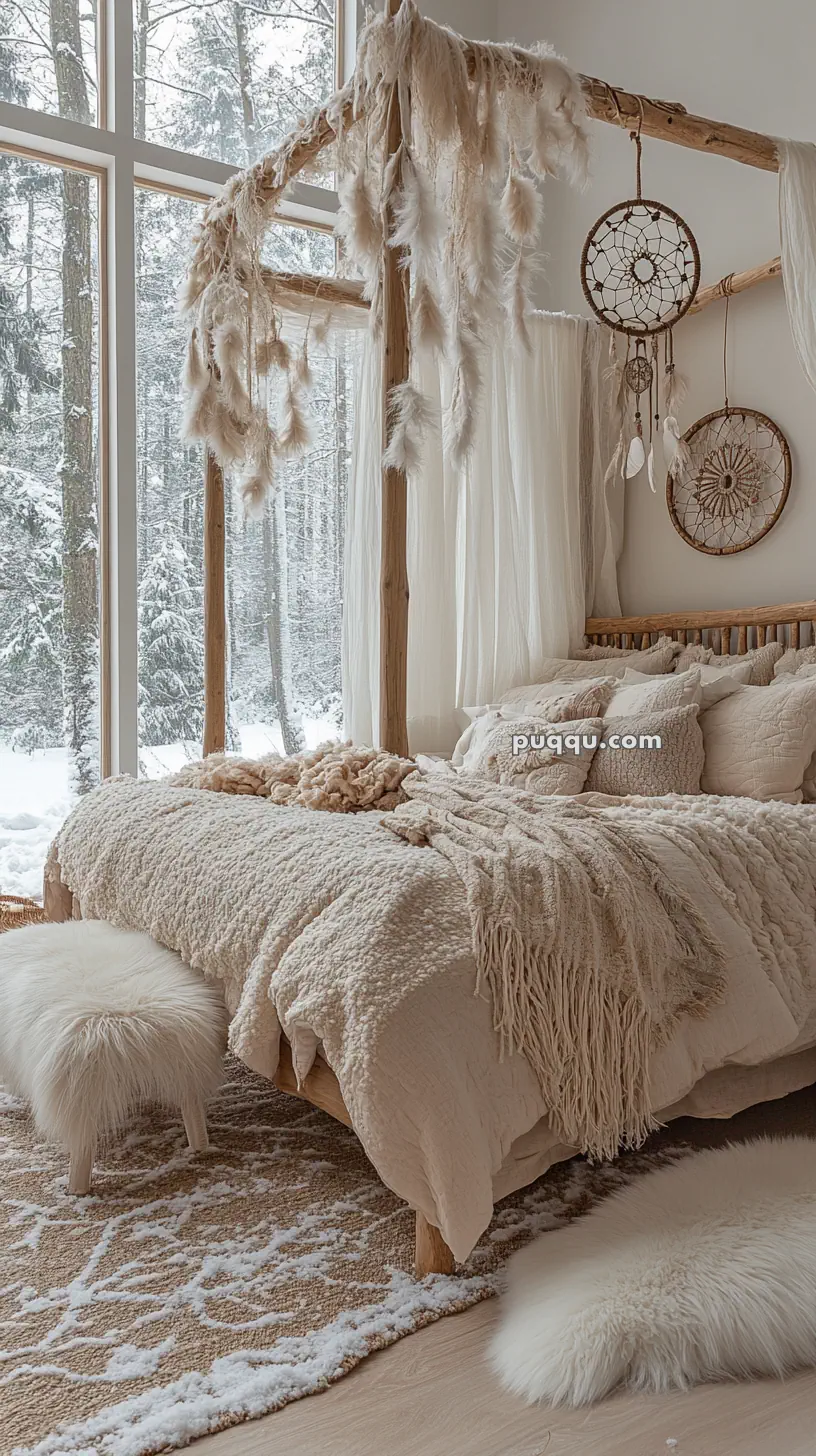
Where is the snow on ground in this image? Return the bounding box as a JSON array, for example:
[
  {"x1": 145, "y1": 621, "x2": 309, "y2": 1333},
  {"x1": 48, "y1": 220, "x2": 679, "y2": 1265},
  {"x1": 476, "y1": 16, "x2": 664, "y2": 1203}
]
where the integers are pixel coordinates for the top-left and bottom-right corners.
[{"x1": 0, "y1": 716, "x2": 344, "y2": 899}]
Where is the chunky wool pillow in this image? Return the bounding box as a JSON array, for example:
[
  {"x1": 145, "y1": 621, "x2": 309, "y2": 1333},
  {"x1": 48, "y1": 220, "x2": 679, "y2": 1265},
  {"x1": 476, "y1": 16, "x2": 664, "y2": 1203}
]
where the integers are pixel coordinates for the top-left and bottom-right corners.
[
  {"x1": 499, "y1": 643, "x2": 679, "y2": 702},
  {"x1": 574, "y1": 634, "x2": 681, "y2": 663},
  {"x1": 700, "y1": 678, "x2": 816, "y2": 802},
  {"x1": 451, "y1": 679, "x2": 616, "y2": 769},
  {"x1": 675, "y1": 640, "x2": 783, "y2": 685},
  {"x1": 584, "y1": 704, "x2": 704, "y2": 797},
  {"x1": 774, "y1": 646, "x2": 816, "y2": 677},
  {"x1": 621, "y1": 660, "x2": 752, "y2": 710},
  {"x1": 606, "y1": 667, "x2": 702, "y2": 718},
  {"x1": 467, "y1": 715, "x2": 603, "y2": 794}
]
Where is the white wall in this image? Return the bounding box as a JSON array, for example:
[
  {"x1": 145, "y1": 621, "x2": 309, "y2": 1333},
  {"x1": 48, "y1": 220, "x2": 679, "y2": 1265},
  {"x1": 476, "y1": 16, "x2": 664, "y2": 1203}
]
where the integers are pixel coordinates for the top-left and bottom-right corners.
[{"x1": 497, "y1": 0, "x2": 816, "y2": 616}]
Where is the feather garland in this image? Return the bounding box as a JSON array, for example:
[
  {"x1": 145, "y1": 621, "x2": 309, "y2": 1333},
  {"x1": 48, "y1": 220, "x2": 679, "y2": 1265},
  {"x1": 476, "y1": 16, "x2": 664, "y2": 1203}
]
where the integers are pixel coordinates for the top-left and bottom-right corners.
[
  {"x1": 505, "y1": 248, "x2": 534, "y2": 351},
  {"x1": 382, "y1": 381, "x2": 434, "y2": 473},
  {"x1": 445, "y1": 324, "x2": 482, "y2": 465},
  {"x1": 390, "y1": 150, "x2": 444, "y2": 271},
  {"x1": 663, "y1": 416, "x2": 693, "y2": 480},
  {"x1": 255, "y1": 336, "x2": 290, "y2": 375},
  {"x1": 335, "y1": 166, "x2": 382, "y2": 280},
  {"x1": 213, "y1": 320, "x2": 251, "y2": 420}
]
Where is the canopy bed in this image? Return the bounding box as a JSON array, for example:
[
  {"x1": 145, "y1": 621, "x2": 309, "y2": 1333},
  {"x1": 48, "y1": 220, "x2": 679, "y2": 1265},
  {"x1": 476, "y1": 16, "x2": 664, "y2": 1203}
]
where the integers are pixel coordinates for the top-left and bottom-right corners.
[{"x1": 45, "y1": 3, "x2": 816, "y2": 1277}]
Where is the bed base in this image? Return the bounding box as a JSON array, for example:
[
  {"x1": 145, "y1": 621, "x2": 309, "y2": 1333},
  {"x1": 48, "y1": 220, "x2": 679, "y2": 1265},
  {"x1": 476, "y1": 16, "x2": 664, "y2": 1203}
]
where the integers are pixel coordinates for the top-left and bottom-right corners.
[{"x1": 42, "y1": 854, "x2": 455, "y2": 1278}]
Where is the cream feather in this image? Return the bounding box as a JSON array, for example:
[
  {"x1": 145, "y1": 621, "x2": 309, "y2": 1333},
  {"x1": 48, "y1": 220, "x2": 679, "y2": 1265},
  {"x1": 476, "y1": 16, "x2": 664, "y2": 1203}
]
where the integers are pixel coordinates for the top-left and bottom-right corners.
[
  {"x1": 505, "y1": 248, "x2": 534, "y2": 351},
  {"x1": 665, "y1": 365, "x2": 688, "y2": 419},
  {"x1": 183, "y1": 331, "x2": 209, "y2": 393},
  {"x1": 382, "y1": 381, "x2": 435, "y2": 473},
  {"x1": 213, "y1": 320, "x2": 251, "y2": 420},
  {"x1": 255, "y1": 336, "x2": 290, "y2": 375},
  {"x1": 412, "y1": 277, "x2": 447, "y2": 355},
  {"x1": 445, "y1": 325, "x2": 482, "y2": 465},
  {"x1": 292, "y1": 341, "x2": 312, "y2": 389},
  {"x1": 278, "y1": 384, "x2": 313, "y2": 457},
  {"x1": 335, "y1": 167, "x2": 382, "y2": 276},
  {"x1": 500, "y1": 171, "x2": 542, "y2": 245},
  {"x1": 239, "y1": 473, "x2": 269, "y2": 520},
  {"x1": 390, "y1": 150, "x2": 444, "y2": 272}
]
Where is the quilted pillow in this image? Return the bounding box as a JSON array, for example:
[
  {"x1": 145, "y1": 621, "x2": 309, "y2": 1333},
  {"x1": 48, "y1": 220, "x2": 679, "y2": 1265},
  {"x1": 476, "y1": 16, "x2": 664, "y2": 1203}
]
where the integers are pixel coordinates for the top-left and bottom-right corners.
[
  {"x1": 467, "y1": 715, "x2": 603, "y2": 794},
  {"x1": 700, "y1": 678, "x2": 816, "y2": 802},
  {"x1": 451, "y1": 679, "x2": 616, "y2": 769},
  {"x1": 574, "y1": 634, "x2": 681, "y2": 663},
  {"x1": 774, "y1": 646, "x2": 816, "y2": 677},
  {"x1": 499, "y1": 643, "x2": 679, "y2": 701},
  {"x1": 584, "y1": 704, "x2": 704, "y2": 797},
  {"x1": 675, "y1": 641, "x2": 783, "y2": 685},
  {"x1": 606, "y1": 667, "x2": 701, "y2": 718}
]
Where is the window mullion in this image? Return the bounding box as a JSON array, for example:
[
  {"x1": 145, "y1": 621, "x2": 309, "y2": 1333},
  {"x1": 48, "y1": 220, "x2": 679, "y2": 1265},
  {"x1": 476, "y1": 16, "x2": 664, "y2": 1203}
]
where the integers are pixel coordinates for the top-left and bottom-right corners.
[{"x1": 104, "y1": 0, "x2": 139, "y2": 776}]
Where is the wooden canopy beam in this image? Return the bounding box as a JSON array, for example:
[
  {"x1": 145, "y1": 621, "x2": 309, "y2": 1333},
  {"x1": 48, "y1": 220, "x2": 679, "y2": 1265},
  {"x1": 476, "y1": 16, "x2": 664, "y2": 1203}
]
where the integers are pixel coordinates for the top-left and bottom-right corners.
[{"x1": 579, "y1": 77, "x2": 779, "y2": 172}]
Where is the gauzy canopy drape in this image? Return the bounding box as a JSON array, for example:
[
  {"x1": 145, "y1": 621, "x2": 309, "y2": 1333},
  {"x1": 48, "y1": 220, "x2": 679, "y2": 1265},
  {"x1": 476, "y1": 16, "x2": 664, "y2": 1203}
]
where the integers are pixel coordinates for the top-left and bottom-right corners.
[{"x1": 343, "y1": 311, "x2": 622, "y2": 754}]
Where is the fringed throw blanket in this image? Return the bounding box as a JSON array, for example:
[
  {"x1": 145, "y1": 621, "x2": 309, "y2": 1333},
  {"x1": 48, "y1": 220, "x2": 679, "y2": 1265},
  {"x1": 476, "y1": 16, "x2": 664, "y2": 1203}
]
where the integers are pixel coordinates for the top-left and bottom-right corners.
[
  {"x1": 386, "y1": 776, "x2": 728, "y2": 1160},
  {"x1": 166, "y1": 741, "x2": 416, "y2": 812}
]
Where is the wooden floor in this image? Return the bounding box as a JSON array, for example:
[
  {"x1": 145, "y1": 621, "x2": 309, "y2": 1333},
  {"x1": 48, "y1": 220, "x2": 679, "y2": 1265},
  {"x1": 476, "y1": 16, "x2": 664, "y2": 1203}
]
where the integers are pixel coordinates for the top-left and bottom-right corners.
[{"x1": 198, "y1": 1297, "x2": 816, "y2": 1456}]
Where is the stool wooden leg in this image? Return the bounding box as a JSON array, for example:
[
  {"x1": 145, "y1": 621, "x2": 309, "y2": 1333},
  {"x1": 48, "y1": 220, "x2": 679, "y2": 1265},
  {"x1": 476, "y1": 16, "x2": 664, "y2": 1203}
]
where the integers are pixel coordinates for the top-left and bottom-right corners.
[
  {"x1": 415, "y1": 1212, "x2": 455, "y2": 1276},
  {"x1": 182, "y1": 1099, "x2": 209, "y2": 1153},
  {"x1": 68, "y1": 1144, "x2": 94, "y2": 1196}
]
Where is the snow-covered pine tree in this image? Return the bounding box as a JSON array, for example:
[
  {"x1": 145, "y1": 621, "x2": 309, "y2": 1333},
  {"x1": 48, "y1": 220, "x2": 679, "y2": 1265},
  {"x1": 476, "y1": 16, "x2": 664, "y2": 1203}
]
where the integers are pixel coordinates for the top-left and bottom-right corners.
[{"x1": 138, "y1": 526, "x2": 204, "y2": 748}]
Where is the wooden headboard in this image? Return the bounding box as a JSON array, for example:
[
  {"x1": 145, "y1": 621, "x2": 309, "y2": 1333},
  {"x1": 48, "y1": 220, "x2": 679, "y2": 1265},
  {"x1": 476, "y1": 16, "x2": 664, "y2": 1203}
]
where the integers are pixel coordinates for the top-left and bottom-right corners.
[{"x1": 584, "y1": 601, "x2": 816, "y2": 656}]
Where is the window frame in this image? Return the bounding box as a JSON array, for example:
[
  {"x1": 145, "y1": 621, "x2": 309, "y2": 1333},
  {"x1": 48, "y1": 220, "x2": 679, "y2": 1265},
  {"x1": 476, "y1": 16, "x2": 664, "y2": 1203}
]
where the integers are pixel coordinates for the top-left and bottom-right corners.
[{"x1": 0, "y1": 0, "x2": 355, "y2": 777}]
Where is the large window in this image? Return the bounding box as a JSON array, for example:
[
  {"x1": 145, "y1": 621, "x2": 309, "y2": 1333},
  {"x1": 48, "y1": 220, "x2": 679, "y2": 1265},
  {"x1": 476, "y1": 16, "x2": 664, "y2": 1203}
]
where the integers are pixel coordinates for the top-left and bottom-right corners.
[{"x1": 0, "y1": 2, "x2": 352, "y2": 893}]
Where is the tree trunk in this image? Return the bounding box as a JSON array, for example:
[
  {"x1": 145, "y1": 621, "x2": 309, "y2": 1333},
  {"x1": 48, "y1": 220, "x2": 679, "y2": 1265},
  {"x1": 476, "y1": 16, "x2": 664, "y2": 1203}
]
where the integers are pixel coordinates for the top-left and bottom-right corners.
[
  {"x1": 50, "y1": 0, "x2": 98, "y2": 794},
  {"x1": 263, "y1": 494, "x2": 303, "y2": 755},
  {"x1": 134, "y1": 0, "x2": 149, "y2": 139}
]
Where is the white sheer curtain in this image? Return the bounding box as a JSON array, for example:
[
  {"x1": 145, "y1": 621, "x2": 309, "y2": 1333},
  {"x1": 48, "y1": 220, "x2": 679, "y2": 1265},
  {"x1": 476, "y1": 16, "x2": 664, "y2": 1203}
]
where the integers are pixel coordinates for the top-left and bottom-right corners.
[
  {"x1": 778, "y1": 139, "x2": 816, "y2": 396},
  {"x1": 342, "y1": 312, "x2": 622, "y2": 754}
]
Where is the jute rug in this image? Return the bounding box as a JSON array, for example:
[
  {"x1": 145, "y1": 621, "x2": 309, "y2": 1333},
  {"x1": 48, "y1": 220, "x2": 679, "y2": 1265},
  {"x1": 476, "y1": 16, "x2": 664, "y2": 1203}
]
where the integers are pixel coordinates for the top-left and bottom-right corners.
[{"x1": 1, "y1": 1053, "x2": 676, "y2": 1456}]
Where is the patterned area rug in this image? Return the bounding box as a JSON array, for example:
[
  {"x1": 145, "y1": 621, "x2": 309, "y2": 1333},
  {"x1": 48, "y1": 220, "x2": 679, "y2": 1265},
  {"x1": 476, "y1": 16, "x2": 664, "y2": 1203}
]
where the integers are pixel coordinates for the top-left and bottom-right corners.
[{"x1": 0, "y1": 1055, "x2": 673, "y2": 1456}]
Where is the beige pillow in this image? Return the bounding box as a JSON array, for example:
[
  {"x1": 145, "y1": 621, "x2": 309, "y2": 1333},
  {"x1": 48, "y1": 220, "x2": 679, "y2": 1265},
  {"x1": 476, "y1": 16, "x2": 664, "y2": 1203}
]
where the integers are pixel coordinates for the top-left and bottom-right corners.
[
  {"x1": 774, "y1": 646, "x2": 816, "y2": 677},
  {"x1": 575, "y1": 634, "x2": 681, "y2": 663},
  {"x1": 499, "y1": 643, "x2": 679, "y2": 701},
  {"x1": 607, "y1": 667, "x2": 701, "y2": 718},
  {"x1": 584, "y1": 704, "x2": 704, "y2": 797},
  {"x1": 675, "y1": 641, "x2": 783, "y2": 686},
  {"x1": 468, "y1": 715, "x2": 603, "y2": 794},
  {"x1": 451, "y1": 679, "x2": 616, "y2": 768},
  {"x1": 700, "y1": 679, "x2": 816, "y2": 802}
]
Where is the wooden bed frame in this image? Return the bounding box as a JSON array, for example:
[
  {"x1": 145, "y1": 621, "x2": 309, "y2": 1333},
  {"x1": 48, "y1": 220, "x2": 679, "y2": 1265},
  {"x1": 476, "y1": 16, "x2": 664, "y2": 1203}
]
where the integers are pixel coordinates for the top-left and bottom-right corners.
[{"x1": 42, "y1": 598, "x2": 816, "y2": 1276}]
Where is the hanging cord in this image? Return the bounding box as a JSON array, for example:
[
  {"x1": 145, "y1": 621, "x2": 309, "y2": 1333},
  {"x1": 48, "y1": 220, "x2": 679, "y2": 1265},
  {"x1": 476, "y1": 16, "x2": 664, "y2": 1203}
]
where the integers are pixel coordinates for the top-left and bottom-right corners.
[
  {"x1": 721, "y1": 273, "x2": 735, "y2": 410},
  {"x1": 629, "y1": 96, "x2": 645, "y2": 199}
]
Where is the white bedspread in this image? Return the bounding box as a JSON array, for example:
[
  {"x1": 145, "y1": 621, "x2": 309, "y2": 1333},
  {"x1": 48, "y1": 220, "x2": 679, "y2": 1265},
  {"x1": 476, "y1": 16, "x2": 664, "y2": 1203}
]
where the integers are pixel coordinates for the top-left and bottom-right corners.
[{"x1": 55, "y1": 778, "x2": 816, "y2": 1260}]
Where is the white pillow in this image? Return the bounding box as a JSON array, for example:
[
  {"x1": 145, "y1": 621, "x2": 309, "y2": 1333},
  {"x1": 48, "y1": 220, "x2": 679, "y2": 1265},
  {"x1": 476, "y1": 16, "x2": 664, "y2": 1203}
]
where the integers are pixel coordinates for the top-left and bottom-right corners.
[
  {"x1": 700, "y1": 678, "x2": 816, "y2": 802},
  {"x1": 607, "y1": 667, "x2": 702, "y2": 718},
  {"x1": 499, "y1": 643, "x2": 679, "y2": 700},
  {"x1": 622, "y1": 660, "x2": 751, "y2": 710},
  {"x1": 451, "y1": 679, "x2": 616, "y2": 768},
  {"x1": 466, "y1": 715, "x2": 604, "y2": 795}
]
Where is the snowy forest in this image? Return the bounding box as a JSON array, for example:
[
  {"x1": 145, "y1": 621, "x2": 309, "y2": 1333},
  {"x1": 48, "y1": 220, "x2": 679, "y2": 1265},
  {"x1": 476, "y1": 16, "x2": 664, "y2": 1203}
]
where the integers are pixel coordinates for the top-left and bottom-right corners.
[{"x1": 1, "y1": 1, "x2": 353, "y2": 896}]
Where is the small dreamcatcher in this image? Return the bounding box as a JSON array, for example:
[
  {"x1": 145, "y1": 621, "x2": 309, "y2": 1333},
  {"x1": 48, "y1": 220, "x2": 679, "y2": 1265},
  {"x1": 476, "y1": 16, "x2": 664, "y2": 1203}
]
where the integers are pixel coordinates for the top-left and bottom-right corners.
[
  {"x1": 666, "y1": 288, "x2": 791, "y2": 554},
  {"x1": 581, "y1": 104, "x2": 700, "y2": 487}
]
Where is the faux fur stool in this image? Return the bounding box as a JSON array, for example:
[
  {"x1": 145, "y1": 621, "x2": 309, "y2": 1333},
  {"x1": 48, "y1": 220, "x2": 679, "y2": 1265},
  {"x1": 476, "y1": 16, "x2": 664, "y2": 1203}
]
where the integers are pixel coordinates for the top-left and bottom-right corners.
[
  {"x1": 0, "y1": 919, "x2": 227, "y2": 1193},
  {"x1": 490, "y1": 1137, "x2": 816, "y2": 1406}
]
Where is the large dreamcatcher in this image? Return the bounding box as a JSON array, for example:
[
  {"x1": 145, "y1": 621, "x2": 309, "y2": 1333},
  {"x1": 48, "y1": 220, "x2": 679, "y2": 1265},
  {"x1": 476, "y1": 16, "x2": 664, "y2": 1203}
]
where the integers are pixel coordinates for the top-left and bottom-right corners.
[
  {"x1": 581, "y1": 110, "x2": 700, "y2": 487},
  {"x1": 667, "y1": 289, "x2": 791, "y2": 554}
]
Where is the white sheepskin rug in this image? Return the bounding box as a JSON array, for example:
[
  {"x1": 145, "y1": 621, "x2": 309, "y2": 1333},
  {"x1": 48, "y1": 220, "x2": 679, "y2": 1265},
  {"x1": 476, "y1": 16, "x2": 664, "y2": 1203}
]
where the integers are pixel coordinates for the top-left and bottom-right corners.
[{"x1": 490, "y1": 1137, "x2": 816, "y2": 1406}]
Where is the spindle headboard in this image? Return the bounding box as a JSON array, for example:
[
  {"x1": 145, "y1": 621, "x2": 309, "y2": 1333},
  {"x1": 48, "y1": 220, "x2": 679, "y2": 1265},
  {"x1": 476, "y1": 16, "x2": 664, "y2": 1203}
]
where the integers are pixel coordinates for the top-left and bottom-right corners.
[{"x1": 584, "y1": 601, "x2": 816, "y2": 656}]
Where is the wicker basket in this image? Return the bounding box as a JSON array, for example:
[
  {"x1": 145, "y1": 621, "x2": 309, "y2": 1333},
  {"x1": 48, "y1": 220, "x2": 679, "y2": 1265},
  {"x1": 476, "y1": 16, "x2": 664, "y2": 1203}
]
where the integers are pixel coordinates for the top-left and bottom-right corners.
[{"x1": 0, "y1": 894, "x2": 45, "y2": 934}]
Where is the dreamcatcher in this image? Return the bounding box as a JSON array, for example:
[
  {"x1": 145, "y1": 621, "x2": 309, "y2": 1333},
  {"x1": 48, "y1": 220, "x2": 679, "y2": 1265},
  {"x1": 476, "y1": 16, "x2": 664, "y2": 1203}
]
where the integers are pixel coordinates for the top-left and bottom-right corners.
[
  {"x1": 581, "y1": 107, "x2": 700, "y2": 488},
  {"x1": 666, "y1": 288, "x2": 791, "y2": 554}
]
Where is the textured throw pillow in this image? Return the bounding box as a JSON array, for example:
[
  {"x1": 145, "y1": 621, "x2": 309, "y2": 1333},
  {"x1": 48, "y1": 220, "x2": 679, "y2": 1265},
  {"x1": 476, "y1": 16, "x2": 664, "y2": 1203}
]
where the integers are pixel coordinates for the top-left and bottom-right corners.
[
  {"x1": 499, "y1": 643, "x2": 679, "y2": 701},
  {"x1": 621, "y1": 661, "x2": 752, "y2": 710},
  {"x1": 700, "y1": 678, "x2": 816, "y2": 802},
  {"x1": 451, "y1": 679, "x2": 616, "y2": 769},
  {"x1": 606, "y1": 667, "x2": 702, "y2": 718},
  {"x1": 584, "y1": 704, "x2": 704, "y2": 797},
  {"x1": 574, "y1": 634, "x2": 681, "y2": 663},
  {"x1": 468, "y1": 715, "x2": 603, "y2": 794},
  {"x1": 774, "y1": 646, "x2": 816, "y2": 677},
  {"x1": 675, "y1": 641, "x2": 783, "y2": 686}
]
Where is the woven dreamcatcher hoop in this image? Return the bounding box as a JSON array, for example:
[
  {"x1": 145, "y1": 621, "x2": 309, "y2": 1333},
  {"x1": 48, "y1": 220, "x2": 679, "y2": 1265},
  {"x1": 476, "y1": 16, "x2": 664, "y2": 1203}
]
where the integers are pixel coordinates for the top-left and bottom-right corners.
[
  {"x1": 667, "y1": 288, "x2": 792, "y2": 554},
  {"x1": 580, "y1": 129, "x2": 700, "y2": 336}
]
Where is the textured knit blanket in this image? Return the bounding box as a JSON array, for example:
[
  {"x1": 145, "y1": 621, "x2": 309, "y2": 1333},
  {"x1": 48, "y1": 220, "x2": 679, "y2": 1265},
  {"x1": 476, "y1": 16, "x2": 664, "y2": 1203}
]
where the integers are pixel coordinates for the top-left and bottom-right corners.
[{"x1": 386, "y1": 776, "x2": 728, "y2": 1159}]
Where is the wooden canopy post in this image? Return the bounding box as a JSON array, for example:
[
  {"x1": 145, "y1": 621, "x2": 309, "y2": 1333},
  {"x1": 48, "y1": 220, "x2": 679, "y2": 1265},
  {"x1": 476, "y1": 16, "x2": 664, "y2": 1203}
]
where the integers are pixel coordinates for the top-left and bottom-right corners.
[
  {"x1": 379, "y1": 0, "x2": 411, "y2": 758},
  {"x1": 203, "y1": 450, "x2": 226, "y2": 756}
]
